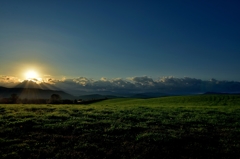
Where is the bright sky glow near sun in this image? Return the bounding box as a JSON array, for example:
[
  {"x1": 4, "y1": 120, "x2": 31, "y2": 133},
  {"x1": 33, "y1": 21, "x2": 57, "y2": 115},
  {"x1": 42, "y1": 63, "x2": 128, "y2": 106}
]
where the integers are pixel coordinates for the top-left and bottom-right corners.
[
  {"x1": 25, "y1": 70, "x2": 38, "y2": 80},
  {"x1": 0, "y1": 0, "x2": 240, "y2": 93}
]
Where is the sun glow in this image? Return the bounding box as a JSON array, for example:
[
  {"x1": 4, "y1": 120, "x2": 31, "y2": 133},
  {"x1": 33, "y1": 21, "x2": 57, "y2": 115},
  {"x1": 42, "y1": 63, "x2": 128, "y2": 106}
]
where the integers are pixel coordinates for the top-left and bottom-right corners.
[{"x1": 24, "y1": 70, "x2": 42, "y2": 82}]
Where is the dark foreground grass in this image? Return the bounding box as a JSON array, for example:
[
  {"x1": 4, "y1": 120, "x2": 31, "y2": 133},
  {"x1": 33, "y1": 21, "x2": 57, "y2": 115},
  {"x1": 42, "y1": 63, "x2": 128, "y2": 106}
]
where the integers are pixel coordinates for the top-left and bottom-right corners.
[{"x1": 1, "y1": 95, "x2": 240, "y2": 158}]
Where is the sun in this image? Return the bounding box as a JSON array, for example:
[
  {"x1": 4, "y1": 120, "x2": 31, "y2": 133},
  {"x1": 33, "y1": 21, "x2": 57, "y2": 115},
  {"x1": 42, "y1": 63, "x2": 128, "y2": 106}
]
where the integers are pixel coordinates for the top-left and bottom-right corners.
[{"x1": 25, "y1": 70, "x2": 39, "y2": 80}]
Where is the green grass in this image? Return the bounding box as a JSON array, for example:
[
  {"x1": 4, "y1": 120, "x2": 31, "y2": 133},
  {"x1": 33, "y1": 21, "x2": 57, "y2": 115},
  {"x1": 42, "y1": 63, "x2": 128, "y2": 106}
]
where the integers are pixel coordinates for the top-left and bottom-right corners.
[
  {"x1": 0, "y1": 94, "x2": 240, "y2": 158},
  {"x1": 95, "y1": 94, "x2": 240, "y2": 107}
]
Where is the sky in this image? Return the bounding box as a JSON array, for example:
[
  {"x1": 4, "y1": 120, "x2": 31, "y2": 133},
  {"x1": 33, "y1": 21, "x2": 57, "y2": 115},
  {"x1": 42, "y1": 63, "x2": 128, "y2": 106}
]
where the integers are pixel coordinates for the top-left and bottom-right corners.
[{"x1": 1, "y1": 1, "x2": 240, "y2": 94}]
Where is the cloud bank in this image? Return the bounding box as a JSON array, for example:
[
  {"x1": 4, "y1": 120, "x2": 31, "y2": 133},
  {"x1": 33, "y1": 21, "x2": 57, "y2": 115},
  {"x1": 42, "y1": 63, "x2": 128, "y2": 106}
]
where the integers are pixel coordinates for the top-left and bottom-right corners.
[
  {"x1": 1, "y1": 75, "x2": 240, "y2": 95},
  {"x1": 0, "y1": 75, "x2": 21, "y2": 87}
]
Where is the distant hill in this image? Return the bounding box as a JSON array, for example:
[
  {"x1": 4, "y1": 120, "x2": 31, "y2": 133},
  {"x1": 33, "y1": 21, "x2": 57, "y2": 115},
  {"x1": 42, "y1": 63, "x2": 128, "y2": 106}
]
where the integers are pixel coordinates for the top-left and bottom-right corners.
[
  {"x1": 0, "y1": 85, "x2": 75, "y2": 100},
  {"x1": 130, "y1": 92, "x2": 171, "y2": 98},
  {"x1": 204, "y1": 92, "x2": 240, "y2": 95},
  {"x1": 14, "y1": 80, "x2": 58, "y2": 90},
  {"x1": 78, "y1": 94, "x2": 120, "y2": 100},
  {"x1": 0, "y1": 81, "x2": 75, "y2": 99}
]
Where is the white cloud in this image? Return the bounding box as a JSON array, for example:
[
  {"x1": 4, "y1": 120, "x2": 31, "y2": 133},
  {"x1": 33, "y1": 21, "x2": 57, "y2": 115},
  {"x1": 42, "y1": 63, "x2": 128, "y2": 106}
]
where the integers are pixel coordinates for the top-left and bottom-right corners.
[
  {"x1": 47, "y1": 76, "x2": 240, "y2": 94},
  {"x1": 130, "y1": 76, "x2": 156, "y2": 86},
  {"x1": 1, "y1": 75, "x2": 240, "y2": 94}
]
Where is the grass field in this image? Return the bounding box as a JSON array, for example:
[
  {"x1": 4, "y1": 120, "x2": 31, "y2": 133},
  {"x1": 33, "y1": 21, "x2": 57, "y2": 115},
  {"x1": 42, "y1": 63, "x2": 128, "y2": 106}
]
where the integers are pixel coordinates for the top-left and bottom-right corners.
[{"x1": 1, "y1": 94, "x2": 240, "y2": 158}]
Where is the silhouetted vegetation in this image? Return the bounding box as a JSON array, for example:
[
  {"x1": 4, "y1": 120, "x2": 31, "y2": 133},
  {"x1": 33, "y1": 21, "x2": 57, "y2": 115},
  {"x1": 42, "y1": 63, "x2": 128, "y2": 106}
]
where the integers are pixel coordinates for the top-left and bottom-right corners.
[
  {"x1": 0, "y1": 93, "x2": 108, "y2": 104},
  {"x1": 10, "y1": 94, "x2": 18, "y2": 103},
  {"x1": 50, "y1": 94, "x2": 62, "y2": 104}
]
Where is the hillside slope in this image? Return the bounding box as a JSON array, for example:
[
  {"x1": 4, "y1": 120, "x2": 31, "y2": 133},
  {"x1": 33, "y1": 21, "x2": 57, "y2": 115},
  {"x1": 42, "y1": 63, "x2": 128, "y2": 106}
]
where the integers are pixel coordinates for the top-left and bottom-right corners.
[{"x1": 94, "y1": 94, "x2": 240, "y2": 106}]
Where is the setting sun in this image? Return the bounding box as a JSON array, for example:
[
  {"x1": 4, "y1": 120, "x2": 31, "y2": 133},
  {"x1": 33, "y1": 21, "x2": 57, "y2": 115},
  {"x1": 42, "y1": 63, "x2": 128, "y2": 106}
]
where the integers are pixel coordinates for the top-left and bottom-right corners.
[{"x1": 25, "y1": 70, "x2": 39, "y2": 80}]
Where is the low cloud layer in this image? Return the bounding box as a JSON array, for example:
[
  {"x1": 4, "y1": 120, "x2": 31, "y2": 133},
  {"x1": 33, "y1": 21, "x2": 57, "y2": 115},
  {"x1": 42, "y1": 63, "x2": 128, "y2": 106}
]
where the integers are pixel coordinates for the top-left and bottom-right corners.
[
  {"x1": 42, "y1": 76, "x2": 240, "y2": 95},
  {"x1": 0, "y1": 75, "x2": 21, "y2": 87},
  {"x1": 1, "y1": 75, "x2": 240, "y2": 95}
]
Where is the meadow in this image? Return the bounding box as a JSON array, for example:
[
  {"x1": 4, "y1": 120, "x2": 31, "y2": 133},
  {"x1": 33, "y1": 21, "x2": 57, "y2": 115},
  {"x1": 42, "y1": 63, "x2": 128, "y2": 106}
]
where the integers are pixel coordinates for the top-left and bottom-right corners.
[{"x1": 1, "y1": 94, "x2": 240, "y2": 158}]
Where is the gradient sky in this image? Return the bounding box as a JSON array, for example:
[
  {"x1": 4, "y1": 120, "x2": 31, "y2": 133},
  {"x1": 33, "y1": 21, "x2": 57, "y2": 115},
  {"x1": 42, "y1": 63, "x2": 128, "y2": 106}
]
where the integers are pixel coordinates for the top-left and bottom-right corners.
[{"x1": 1, "y1": 0, "x2": 240, "y2": 81}]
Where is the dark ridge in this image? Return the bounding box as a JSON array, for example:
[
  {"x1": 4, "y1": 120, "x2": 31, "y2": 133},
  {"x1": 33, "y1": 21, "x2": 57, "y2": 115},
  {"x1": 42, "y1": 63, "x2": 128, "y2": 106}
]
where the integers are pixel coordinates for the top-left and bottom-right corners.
[
  {"x1": 0, "y1": 87, "x2": 75, "y2": 100},
  {"x1": 78, "y1": 94, "x2": 119, "y2": 100},
  {"x1": 204, "y1": 92, "x2": 240, "y2": 95},
  {"x1": 14, "y1": 80, "x2": 58, "y2": 90},
  {"x1": 130, "y1": 92, "x2": 171, "y2": 99}
]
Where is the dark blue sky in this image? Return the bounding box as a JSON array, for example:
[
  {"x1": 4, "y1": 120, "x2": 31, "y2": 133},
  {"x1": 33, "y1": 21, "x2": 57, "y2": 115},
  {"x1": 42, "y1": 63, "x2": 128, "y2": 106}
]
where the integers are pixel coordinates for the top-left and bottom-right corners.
[{"x1": 1, "y1": 0, "x2": 240, "y2": 81}]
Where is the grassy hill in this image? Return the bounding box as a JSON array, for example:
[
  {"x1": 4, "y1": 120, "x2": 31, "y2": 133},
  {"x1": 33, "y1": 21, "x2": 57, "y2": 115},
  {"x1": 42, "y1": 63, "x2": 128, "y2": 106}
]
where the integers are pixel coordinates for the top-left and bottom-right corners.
[
  {"x1": 0, "y1": 94, "x2": 240, "y2": 158},
  {"x1": 95, "y1": 94, "x2": 240, "y2": 107}
]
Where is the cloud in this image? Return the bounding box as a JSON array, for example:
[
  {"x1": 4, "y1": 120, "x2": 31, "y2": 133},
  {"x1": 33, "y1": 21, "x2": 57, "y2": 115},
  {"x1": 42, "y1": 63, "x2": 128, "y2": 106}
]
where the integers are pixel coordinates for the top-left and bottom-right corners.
[
  {"x1": 129, "y1": 76, "x2": 156, "y2": 87},
  {"x1": 0, "y1": 75, "x2": 21, "y2": 87},
  {"x1": 44, "y1": 76, "x2": 240, "y2": 95},
  {"x1": 1, "y1": 75, "x2": 240, "y2": 95}
]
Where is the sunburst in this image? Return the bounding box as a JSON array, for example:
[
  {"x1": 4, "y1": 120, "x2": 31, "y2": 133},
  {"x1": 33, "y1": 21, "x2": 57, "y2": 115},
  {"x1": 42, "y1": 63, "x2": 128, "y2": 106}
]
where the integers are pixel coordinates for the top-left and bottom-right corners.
[{"x1": 24, "y1": 70, "x2": 42, "y2": 83}]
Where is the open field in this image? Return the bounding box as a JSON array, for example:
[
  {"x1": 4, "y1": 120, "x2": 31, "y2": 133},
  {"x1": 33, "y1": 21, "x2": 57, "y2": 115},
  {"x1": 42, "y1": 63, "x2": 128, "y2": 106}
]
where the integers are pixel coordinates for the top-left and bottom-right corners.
[{"x1": 1, "y1": 95, "x2": 240, "y2": 158}]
